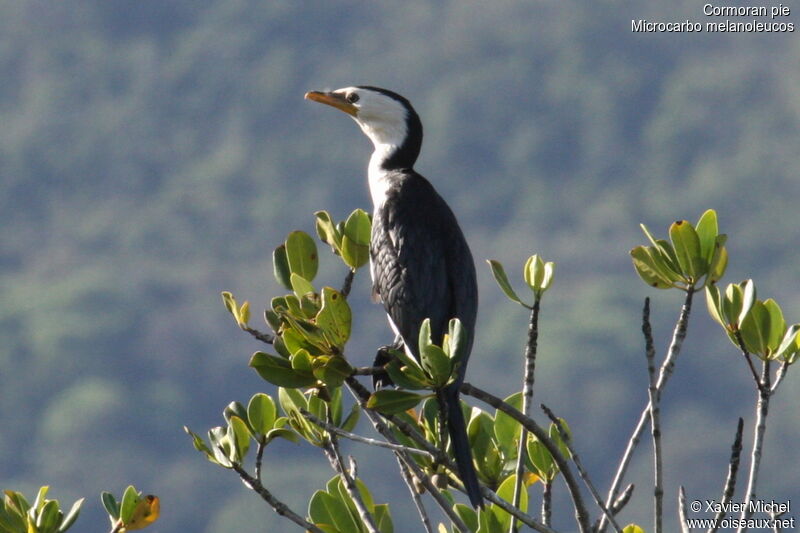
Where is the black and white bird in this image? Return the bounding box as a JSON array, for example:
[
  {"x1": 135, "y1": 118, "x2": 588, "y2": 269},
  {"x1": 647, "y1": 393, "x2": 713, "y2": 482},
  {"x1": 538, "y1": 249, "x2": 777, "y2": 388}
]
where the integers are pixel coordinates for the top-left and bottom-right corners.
[{"x1": 305, "y1": 86, "x2": 481, "y2": 507}]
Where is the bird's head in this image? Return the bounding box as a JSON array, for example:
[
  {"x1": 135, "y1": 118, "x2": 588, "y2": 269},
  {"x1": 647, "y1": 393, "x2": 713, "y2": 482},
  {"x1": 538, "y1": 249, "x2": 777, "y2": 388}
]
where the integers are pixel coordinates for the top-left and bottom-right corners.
[{"x1": 305, "y1": 86, "x2": 422, "y2": 169}]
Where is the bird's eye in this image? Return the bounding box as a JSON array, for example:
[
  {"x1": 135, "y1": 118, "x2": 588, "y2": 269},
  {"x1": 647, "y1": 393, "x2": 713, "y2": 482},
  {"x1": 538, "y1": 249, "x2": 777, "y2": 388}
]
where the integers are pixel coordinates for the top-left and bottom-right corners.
[{"x1": 346, "y1": 93, "x2": 360, "y2": 104}]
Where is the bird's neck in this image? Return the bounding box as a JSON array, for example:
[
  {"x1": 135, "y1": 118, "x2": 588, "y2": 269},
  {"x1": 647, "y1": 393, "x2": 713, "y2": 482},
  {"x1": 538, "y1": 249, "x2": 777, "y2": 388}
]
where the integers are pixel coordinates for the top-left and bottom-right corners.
[{"x1": 368, "y1": 143, "x2": 400, "y2": 209}]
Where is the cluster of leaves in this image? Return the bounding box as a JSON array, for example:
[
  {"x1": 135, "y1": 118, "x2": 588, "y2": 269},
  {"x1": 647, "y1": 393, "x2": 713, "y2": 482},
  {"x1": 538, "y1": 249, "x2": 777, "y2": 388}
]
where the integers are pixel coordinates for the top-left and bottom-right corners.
[
  {"x1": 487, "y1": 254, "x2": 555, "y2": 307},
  {"x1": 630, "y1": 209, "x2": 727, "y2": 290},
  {"x1": 309, "y1": 476, "x2": 393, "y2": 533},
  {"x1": 706, "y1": 280, "x2": 800, "y2": 363},
  {"x1": 221, "y1": 211, "x2": 372, "y2": 395},
  {"x1": 185, "y1": 392, "x2": 302, "y2": 466},
  {"x1": 314, "y1": 209, "x2": 372, "y2": 270},
  {"x1": 101, "y1": 487, "x2": 160, "y2": 532},
  {"x1": 0, "y1": 488, "x2": 81, "y2": 533},
  {"x1": 367, "y1": 318, "x2": 470, "y2": 414},
  {"x1": 0, "y1": 486, "x2": 158, "y2": 533}
]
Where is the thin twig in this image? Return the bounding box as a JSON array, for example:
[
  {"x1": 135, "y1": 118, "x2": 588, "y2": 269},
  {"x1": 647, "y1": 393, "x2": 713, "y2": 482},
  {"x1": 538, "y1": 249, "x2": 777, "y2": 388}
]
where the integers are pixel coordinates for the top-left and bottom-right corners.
[
  {"x1": 511, "y1": 296, "x2": 541, "y2": 533},
  {"x1": 243, "y1": 325, "x2": 275, "y2": 344},
  {"x1": 109, "y1": 522, "x2": 123, "y2": 533},
  {"x1": 770, "y1": 361, "x2": 789, "y2": 394},
  {"x1": 599, "y1": 288, "x2": 694, "y2": 533},
  {"x1": 462, "y1": 382, "x2": 591, "y2": 533},
  {"x1": 734, "y1": 330, "x2": 763, "y2": 391},
  {"x1": 707, "y1": 417, "x2": 744, "y2": 533},
  {"x1": 541, "y1": 480, "x2": 552, "y2": 527},
  {"x1": 255, "y1": 440, "x2": 266, "y2": 482},
  {"x1": 301, "y1": 408, "x2": 433, "y2": 458},
  {"x1": 341, "y1": 269, "x2": 355, "y2": 298},
  {"x1": 351, "y1": 366, "x2": 387, "y2": 376},
  {"x1": 541, "y1": 404, "x2": 622, "y2": 533},
  {"x1": 323, "y1": 433, "x2": 380, "y2": 533},
  {"x1": 397, "y1": 456, "x2": 435, "y2": 533},
  {"x1": 592, "y1": 484, "x2": 635, "y2": 532},
  {"x1": 231, "y1": 462, "x2": 325, "y2": 533},
  {"x1": 642, "y1": 298, "x2": 663, "y2": 533},
  {"x1": 738, "y1": 360, "x2": 772, "y2": 533},
  {"x1": 678, "y1": 486, "x2": 690, "y2": 533}
]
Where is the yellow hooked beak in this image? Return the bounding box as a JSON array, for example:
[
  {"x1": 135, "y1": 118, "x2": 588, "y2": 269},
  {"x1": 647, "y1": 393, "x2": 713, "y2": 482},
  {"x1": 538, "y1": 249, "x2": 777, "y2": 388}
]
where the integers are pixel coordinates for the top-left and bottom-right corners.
[{"x1": 304, "y1": 91, "x2": 358, "y2": 116}]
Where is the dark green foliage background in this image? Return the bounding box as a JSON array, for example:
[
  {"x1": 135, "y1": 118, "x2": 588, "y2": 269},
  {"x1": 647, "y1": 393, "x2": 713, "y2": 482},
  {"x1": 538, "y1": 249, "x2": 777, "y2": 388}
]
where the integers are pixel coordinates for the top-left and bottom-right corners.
[{"x1": 1, "y1": 1, "x2": 798, "y2": 531}]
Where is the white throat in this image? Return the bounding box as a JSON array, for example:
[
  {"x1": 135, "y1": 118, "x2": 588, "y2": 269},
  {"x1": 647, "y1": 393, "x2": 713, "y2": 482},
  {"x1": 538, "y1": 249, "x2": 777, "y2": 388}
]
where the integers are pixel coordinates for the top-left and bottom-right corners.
[{"x1": 367, "y1": 143, "x2": 397, "y2": 209}]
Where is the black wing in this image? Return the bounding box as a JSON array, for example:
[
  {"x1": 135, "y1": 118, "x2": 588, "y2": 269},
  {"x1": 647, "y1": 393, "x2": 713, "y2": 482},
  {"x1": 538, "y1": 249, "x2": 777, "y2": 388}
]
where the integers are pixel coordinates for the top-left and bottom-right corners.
[{"x1": 370, "y1": 170, "x2": 477, "y2": 374}]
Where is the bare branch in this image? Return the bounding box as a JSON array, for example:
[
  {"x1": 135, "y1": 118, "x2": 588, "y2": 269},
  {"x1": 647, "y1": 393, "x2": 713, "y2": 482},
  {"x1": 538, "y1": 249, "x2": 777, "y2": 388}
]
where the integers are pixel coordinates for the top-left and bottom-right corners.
[
  {"x1": 599, "y1": 288, "x2": 694, "y2": 533},
  {"x1": 397, "y1": 457, "x2": 435, "y2": 533},
  {"x1": 770, "y1": 361, "x2": 790, "y2": 394},
  {"x1": 511, "y1": 296, "x2": 541, "y2": 533},
  {"x1": 323, "y1": 434, "x2": 380, "y2": 533},
  {"x1": 462, "y1": 382, "x2": 591, "y2": 533},
  {"x1": 707, "y1": 417, "x2": 744, "y2": 533},
  {"x1": 231, "y1": 462, "x2": 325, "y2": 533},
  {"x1": 678, "y1": 486, "x2": 690, "y2": 533},
  {"x1": 734, "y1": 330, "x2": 763, "y2": 392},
  {"x1": 243, "y1": 325, "x2": 275, "y2": 344},
  {"x1": 643, "y1": 298, "x2": 664, "y2": 533},
  {"x1": 541, "y1": 480, "x2": 552, "y2": 527},
  {"x1": 738, "y1": 360, "x2": 772, "y2": 532},
  {"x1": 255, "y1": 440, "x2": 266, "y2": 482},
  {"x1": 341, "y1": 269, "x2": 355, "y2": 298},
  {"x1": 593, "y1": 484, "x2": 635, "y2": 531}
]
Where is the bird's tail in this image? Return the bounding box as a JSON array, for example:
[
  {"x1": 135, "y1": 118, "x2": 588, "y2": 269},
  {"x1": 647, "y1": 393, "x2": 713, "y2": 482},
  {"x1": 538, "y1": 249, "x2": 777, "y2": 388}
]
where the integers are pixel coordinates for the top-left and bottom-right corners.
[{"x1": 439, "y1": 385, "x2": 483, "y2": 508}]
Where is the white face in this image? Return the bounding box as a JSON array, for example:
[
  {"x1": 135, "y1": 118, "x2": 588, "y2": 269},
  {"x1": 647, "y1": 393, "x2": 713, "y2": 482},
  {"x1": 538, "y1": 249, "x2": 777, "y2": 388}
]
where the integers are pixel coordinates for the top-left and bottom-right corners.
[{"x1": 332, "y1": 86, "x2": 409, "y2": 149}]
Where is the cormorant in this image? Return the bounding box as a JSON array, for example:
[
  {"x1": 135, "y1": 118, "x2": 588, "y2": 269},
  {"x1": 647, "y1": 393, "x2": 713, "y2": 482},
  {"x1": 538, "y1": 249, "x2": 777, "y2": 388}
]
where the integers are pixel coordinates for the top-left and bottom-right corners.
[{"x1": 305, "y1": 86, "x2": 481, "y2": 508}]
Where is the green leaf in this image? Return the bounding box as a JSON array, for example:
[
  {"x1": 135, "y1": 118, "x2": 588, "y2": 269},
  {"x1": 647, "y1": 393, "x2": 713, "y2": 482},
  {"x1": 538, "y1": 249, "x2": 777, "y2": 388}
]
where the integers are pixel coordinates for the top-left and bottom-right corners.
[
  {"x1": 740, "y1": 300, "x2": 769, "y2": 356},
  {"x1": 341, "y1": 404, "x2": 360, "y2": 433},
  {"x1": 366, "y1": 390, "x2": 425, "y2": 415},
  {"x1": 308, "y1": 491, "x2": 335, "y2": 528},
  {"x1": 100, "y1": 492, "x2": 119, "y2": 520},
  {"x1": 454, "y1": 503, "x2": 478, "y2": 533},
  {"x1": 695, "y1": 209, "x2": 719, "y2": 262},
  {"x1": 343, "y1": 209, "x2": 371, "y2": 245},
  {"x1": 526, "y1": 436, "x2": 555, "y2": 481},
  {"x1": 286, "y1": 231, "x2": 319, "y2": 281},
  {"x1": 763, "y1": 299, "x2": 786, "y2": 354},
  {"x1": 290, "y1": 273, "x2": 316, "y2": 299},
  {"x1": 228, "y1": 416, "x2": 251, "y2": 463},
  {"x1": 775, "y1": 324, "x2": 800, "y2": 363},
  {"x1": 36, "y1": 500, "x2": 60, "y2": 532},
  {"x1": 385, "y1": 356, "x2": 431, "y2": 390},
  {"x1": 248, "y1": 393, "x2": 277, "y2": 436},
  {"x1": 523, "y1": 254, "x2": 544, "y2": 291},
  {"x1": 250, "y1": 351, "x2": 317, "y2": 388},
  {"x1": 273, "y1": 244, "x2": 292, "y2": 290},
  {"x1": 316, "y1": 287, "x2": 352, "y2": 348},
  {"x1": 373, "y1": 503, "x2": 393, "y2": 533},
  {"x1": 119, "y1": 486, "x2": 140, "y2": 525},
  {"x1": 669, "y1": 219, "x2": 705, "y2": 281},
  {"x1": 446, "y1": 318, "x2": 469, "y2": 367},
  {"x1": 316, "y1": 487, "x2": 359, "y2": 533},
  {"x1": 493, "y1": 392, "x2": 523, "y2": 457},
  {"x1": 420, "y1": 343, "x2": 451, "y2": 388},
  {"x1": 707, "y1": 235, "x2": 728, "y2": 284},
  {"x1": 492, "y1": 474, "x2": 529, "y2": 531},
  {"x1": 486, "y1": 260, "x2": 526, "y2": 306},
  {"x1": 738, "y1": 279, "x2": 756, "y2": 327},
  {"x1": 311, "y1": 355, "x2": 353, "y2": 388},
  {"x1": 315, "y1": 210, "x2": 343, "y2": 254},
  {"x1": 57, "y1": 498, "x2": 83, "y2": 533},
  {"x1": 630, "y1": 246, "x2": 675, "y2": 289},
  {"x1": 705, "y1": 285, "x2": 725, "y2": 328}
]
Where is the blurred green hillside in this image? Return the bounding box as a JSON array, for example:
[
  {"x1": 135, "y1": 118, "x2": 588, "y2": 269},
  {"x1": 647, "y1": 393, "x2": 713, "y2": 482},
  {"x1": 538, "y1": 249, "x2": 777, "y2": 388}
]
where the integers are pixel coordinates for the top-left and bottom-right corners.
[{"x1": 1, "y1": 1, "x2": 798, "y2": 531}]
